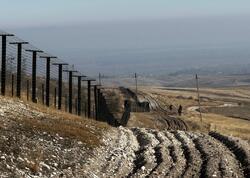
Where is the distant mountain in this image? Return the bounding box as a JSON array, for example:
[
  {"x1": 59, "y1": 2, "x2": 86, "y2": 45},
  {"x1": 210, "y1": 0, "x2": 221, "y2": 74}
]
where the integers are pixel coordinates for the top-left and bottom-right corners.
[{"x1": 168, "y1": 64, "x2": 250, "y2": 76}]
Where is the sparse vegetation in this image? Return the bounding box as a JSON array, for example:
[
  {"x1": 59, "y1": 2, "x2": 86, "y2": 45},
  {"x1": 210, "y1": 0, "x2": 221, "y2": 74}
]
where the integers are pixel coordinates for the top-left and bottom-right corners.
[{"x1": 133, "y1": 86, "x2": 250, "y2": 142}]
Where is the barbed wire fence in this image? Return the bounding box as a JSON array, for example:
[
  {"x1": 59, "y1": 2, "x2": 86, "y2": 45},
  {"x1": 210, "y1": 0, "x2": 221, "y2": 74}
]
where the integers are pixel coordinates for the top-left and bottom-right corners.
[{"x1": 0, "y1": 30, "x2": 101, "y2": 119}]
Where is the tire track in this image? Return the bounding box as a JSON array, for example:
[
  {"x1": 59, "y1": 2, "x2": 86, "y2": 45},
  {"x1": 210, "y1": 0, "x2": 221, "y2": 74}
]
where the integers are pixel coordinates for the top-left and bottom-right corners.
[
  {"x1": 189, "y1": 132, "x2": 244, "y2": 178},
  {"x1": 209, "y1": 132, "x2": 250, "y2": 177},
  {"x1": 173, "y1": 131, "x2": 202, "y2": 178},
  {"x1": 164, "y1": 131, "x2": 187, "y2": 178},
  {"x1": 83, "y1": 127, "x2": 249, "y2": 178},
  {"x1": 128, "y1": 128, "x2": 159, "y2": 178},
  {"x1": 146, "y1": 130, "x2": 173, "y2": 178},
  {"x1": 84, "y1": 127, "x2": 139, "y2": 178},
  {"x1": 112, "y1": 128, "x2": 140, "y2": 177},
  {"x1": 138, "y1": 91, "x2": 188, "y2": 130}
]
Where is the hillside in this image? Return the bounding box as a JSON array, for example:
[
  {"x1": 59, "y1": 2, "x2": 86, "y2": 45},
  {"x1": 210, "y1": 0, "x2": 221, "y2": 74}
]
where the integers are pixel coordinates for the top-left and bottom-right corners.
[
  {"x1": 0, "y1": 96, "x2": 109, "y2": 177},
  {"x1": 0, "y1": 93, "x2": 249, "y2": 177}
]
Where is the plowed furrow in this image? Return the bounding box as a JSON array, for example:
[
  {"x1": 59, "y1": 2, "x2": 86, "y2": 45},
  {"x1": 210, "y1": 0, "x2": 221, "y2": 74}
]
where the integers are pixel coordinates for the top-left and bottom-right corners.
[
  {"x1": 209, "y1": 132, "x2": 250, "y2": 177},
  {"x1": 100, "y1": 127, "x2": 139, "y2": 178},
  {"x1": 189, "y1": 132, "x2": 244, "y2": 178},
  {"x1": 174, "y1": 131, "x2": 202, "y2": 178},
  {"x1": 146, "y1": 130, "x2": 174, "y2": 178},
  {"x1": 100, "y1": 128, "x2": 124, "y2": 174},
  {"x1": 128, "y1": 128, "x2": 159, "y2": 178},
  {"x1": 113, "y1": 128, "x2": 140, "y2": 177},
  {"x1": 164, "y1": 131, "x2": 187, "y2": 178}
]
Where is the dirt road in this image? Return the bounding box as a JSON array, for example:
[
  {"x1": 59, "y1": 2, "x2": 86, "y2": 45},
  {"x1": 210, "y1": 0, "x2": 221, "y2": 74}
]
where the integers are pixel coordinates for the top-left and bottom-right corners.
[{"x1": 136, "y1": 91, "x2": 188, "y2": 131}]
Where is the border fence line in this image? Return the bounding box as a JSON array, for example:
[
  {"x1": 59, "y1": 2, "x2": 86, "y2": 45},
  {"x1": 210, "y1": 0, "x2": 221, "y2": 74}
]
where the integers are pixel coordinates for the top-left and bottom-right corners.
[{"x1": 0, "y1": 29, "x2": 103, "y2": 120}]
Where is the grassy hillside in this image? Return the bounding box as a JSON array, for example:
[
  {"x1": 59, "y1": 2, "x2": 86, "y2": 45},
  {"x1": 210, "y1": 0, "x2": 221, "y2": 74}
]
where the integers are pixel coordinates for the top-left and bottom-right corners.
[{"x1": 0, "y1": 96, "x2": 110, "y2": 176}]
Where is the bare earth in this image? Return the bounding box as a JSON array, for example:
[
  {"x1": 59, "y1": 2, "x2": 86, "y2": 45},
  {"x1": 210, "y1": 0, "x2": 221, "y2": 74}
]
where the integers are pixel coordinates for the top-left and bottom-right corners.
[
  {"x1": 84, "y1": 127, "x2": 249, "y2": 178},
  {"x1": 0, "y1": 88, "x2": 249, "y2": 177}
]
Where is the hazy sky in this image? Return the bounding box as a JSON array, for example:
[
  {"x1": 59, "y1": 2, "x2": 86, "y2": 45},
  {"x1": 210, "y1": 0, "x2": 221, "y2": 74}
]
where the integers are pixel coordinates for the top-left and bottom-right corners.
[
  {"x1": 1, "y1": 1, "x2": 250, "y2": 75},
  {"x1": 1, "y1": 0, "x2": 250, "y2": 28}
]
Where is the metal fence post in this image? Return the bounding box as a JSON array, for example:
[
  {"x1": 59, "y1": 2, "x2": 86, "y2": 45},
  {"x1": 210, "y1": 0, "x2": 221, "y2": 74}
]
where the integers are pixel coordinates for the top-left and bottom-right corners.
[
  {"x1": 53, "y1": 63, "x2": 68, "y2": 110},
  {"x1": 9, "y1": 41, "x2": 29, "y2": 98},
  {"x1": 65, "y1": 94, "x2": 68, "y2": 112},
  {"x1": 72, "y1": 75, "x2": 86, "y2": 116},
  {"x1": 26, "y1": 80, "x2": 29, "y2": 101},
  {"x1": 63, "y1": 70, "x2": 77, "y2": 113},
  {"x1": 82, "y1": 78, "x2": 96, "y2": 118},
  {"x1": 0, "y1": 34, "x2": 14, "y2": 96},
  {"x1": 25, "y1": 49, "x2": 43, "y2": 103},
  {"x1": 54, "y1": 87, "x2": 57, "y2": 108},
  {"x1": 40, "y1": 56, "x2": 57, "y2": 107},
  {"x1": 42, "y1": 84, "x2": 45, "y2": 105},
  {"x1": 11, "y1": 74, "x2": 14, "y2": 97},
  {"x1": 94, "y1": 85, "x2": 98, "y2": 120}
]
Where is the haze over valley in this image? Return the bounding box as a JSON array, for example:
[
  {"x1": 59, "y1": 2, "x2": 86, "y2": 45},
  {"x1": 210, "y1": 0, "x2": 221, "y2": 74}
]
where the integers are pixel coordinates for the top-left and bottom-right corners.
[{"x1": 6, "y1": 16, "x2": 250, "y2": 76}]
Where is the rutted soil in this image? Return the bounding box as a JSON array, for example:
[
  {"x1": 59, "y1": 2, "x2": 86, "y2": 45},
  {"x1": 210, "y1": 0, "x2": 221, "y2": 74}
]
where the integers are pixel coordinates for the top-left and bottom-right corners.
[
  {"x1": 84, "y1": 127, "x2": 249, "y2": 178},
  {"x1": 0, "y1": 95, "x2": 249, "y2": 177},
  {"x1": 131, "y1": 90, "x2": 188, "y2": 131}
]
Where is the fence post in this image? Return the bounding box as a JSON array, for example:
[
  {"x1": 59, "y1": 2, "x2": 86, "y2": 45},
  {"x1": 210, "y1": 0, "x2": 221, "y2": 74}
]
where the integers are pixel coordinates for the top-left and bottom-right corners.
[
  {"x1": 9, "y1": 41, "x2": 29, "y2": 98},
  {"x1": 97, "y1": 88, "x2": 101, "y2": 119},
  {"x1": 25, "y1": 49, "x2": 43, "y2": 103},
  {"x1": 63, "y1": 70, "x2": 77, "y2": 113},
  {"x1": 54, "y1": 87, "x2": 57, "y2": 108},
  {"x1": 85, "y1": 102, "x2": 87, "y2": 117},
  {"x1": 93, "y1": 85, "x2": 101, "y2": 120},
  {"x1": 69, "y1": 71, "x2": 73, "y2": 113},
  {"x1": 77, "y1": 77, "x2": 81, "y2": 116},
  {"x1": 40, "y1": 56, "x2": 57, "y2": 107},
  {"x1": 75, "y1": 98, "x2": 78, "y2": 114},
  {"x1": 26, "y1": 80, "x2": 29, "y2": 101},
  {"x1": 11, "y1": 74, "x2": 14, "y2": 97},
  {"x1": 42, "y1": 84, "x2": 45, "y2": 105},
  {"x1": 65, "y1": 94, "x2": 68, "y2": 112},
  {"x1": 72, "y1": 75, "x2": 86, "y2": 116},
  {"x1": 82, "y1": 78, "x2": 96, "y2": 118},
  {"x1": 0, "y1": 34, "x2": 14, "y2": 96},
  {"x1": 46, "y1": 58, "x2": 50, "y2": 106},
  {"x1": 88, "y1": 81, "x2": 91, "y2": 118},
  {"x1": 52, "y1": 63, "x2": 68, "y2": 110}
]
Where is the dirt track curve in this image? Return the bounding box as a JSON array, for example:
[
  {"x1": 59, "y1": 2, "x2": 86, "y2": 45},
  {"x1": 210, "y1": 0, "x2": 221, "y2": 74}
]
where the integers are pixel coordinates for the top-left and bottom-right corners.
[
  {"x1": 137, "y1": 91, "x2": 188, "y2": 131},
  {"x1": 83, "y1": 127, "x2": 250, "y2": 178}
]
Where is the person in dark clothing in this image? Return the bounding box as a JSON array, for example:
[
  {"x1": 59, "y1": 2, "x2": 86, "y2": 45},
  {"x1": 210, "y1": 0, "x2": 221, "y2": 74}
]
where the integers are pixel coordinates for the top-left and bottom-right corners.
[{"x1": 178, "y1": 105, "x2": 183, "y2": 116}]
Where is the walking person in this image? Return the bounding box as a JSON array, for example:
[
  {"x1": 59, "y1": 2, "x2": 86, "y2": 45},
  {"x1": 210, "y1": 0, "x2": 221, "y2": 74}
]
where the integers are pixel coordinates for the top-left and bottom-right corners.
[
  {"x1": 178, "y1": 105, "x2": 183, "y2": 116},
  {"x1": 169, "y1": 104, "x2": 173, "y2": 111}
]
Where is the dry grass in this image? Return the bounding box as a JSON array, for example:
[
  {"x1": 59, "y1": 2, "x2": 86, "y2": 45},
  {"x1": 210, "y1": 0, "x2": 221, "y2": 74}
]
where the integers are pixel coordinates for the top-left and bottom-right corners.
[
  {"x1": 183, "y1": 112, "x2": 250, "y2": 142},
  {"x1": 6, "y1": 95, "x2": 110, "y2": 148},
  {"x1": 139, "y1": 86, "x2": 250, "y2": 142},
  {"x1": 127, "y1": 112, "x2": 167, "y2": 130}
]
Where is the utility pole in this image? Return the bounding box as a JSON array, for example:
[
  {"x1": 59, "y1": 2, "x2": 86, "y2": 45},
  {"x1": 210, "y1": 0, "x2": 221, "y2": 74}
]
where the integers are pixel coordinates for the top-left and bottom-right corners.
[
  {"x1": 63, "y1": 69, "x2": 77, "y2": 113},
  {"x1": 53, "y1": 63, "x2": 68, "y2": 109},
  {"x1": 0, "y1": 33, "x2": 14, "y2": 96},
  {"x1": 196, "y1": 74, "x2": 203, "y2": 122},
  {"x1": 40, "y1": 55, "x2": 57, "y2": 107},
  {"x1": 82, "y1": 78, "x2": 96, "y2": 118},
  {"x1": 26, "y1": 49, "x2": 43, "y2": 103},
  {"x1": 10, "y1": 41, "x2": 29, "y2": 98},
  {"x1": 72, "y1": 75, "x2": 86, "y2": 116}
]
